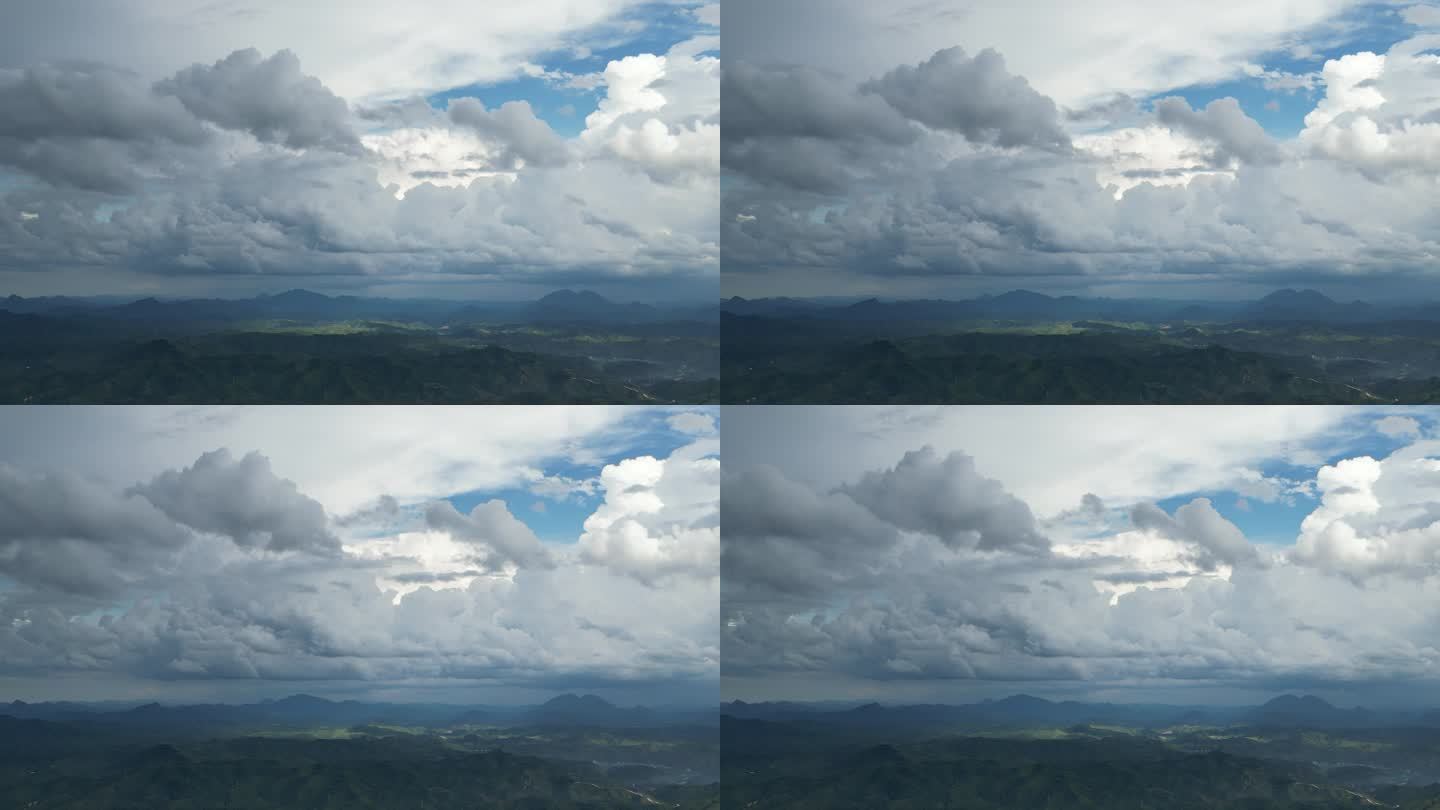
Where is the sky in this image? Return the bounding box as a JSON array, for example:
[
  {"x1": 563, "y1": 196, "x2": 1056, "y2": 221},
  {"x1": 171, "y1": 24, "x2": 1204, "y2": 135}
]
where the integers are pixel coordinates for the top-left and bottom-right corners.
[
  {"x1": 721, "y1": 405, "x2": 1440, "y2": 708},
  {"x1": 722, "y1": 0, "x2": 1440, "y2": 302},
  {"x1": 0, "y1": 405, "x2": 719, "y2": 706},
  {"x1": 0, "y1": 0, "x2": 719, "y2": 301}
]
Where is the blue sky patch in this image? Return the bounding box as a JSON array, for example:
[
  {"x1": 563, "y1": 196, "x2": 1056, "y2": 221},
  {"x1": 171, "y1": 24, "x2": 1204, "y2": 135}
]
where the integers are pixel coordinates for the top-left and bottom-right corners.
[
  {"x1": 441, "y1": 407, "x2": 716, "y2": 543},
  {"x1": 1149, "y1": 409, "x2": 1435, "y2": 546},
  {"x1": 1155, "y1": 78, "x2": 1319, "y2": 139},
  {"x1": 449, "y1": 485, "x2": 601, "y2": 543},
  {"x1": 429, "y1": 76, "x2": 599, "y2": 138},
  {"x1": 426, "y1": 2, "x2": 713, "y2": 136},
  {"x1": 1145, "y1": 2, "x2": 1417, "y2": 138},
  {"x1": 1155, "y1": 488, "x2": 1315, "y2": 548}
]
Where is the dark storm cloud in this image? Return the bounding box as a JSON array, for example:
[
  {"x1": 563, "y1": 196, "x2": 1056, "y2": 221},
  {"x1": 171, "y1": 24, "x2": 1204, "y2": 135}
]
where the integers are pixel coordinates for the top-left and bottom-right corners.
[
  {"x1": 134, "y1": 449, "x2": 341, "y2": 555},
  {"x1": 723, "y1": 142, "x2": 1119, "y2": 280},
  {"x1": 721, "y1": 448, "x2": 1049, "y2": 610},
  {"x1": 0, "y1": 465, "x2": 191, "y2": 596},
  {"x1": 722, "y1": 134, "x2": 874, "y2": 194},
  {"x1": 0, "y1": 62, "x2": 211, "y2": 192},
  {"x1": 724, "y1": 550, "x2": 1332, "y2": 688},
  {"x1": 861, "y1": 47, "x2": 1071, "y2": 151},
  {"x1": 1, "y1": 136, "x2": 714, "y2": 287},
  {"x1": 720, "y1": 45, "x2": 1069, "y2": 198},
  {"x1": 721, "y1": 62, "x2": 917, "y2": 144},
  {"x1": 425, "y1": 499, "x2": 555, "y2": 571},
  {"x1": 0, "y1": 547, "x2": 703, "y2": 690},
  {"x1": 0, "y1": 63, "x2": 207, "y2": 143},
  {"x1": 720, "y1": 465, "x2": 894, "y2": 548},
  {"x1": 843, "y1": 447, "x2": 1049, "y2": 553},
  {"x1": 721, "y1": 124, "x2": 1440, "y2": 293},
  {"x1": 722, "y1": 571, "x2": 1104, "y2": 683},
  {"x1": 0, "y1": 465, "x2": 188, "y2": 550},
  {"x1": 0, "y1": 49, "x2": 364, "y2": 193},
  {"x1": 155, "y1": 48, "x2": 363, "y2": 155},
  {"x1": 446, "y1": 97, "x2": 571, "y2": 168},
  {"x1": 720, "y1": 464, "x2": 900, "y2": 599},
  {"x1": 720, "y1": 61, "x2": 919, "y2": 194},
  {"x1": 1152, "y1": 96, "x2": 1284, "y2": 167}
]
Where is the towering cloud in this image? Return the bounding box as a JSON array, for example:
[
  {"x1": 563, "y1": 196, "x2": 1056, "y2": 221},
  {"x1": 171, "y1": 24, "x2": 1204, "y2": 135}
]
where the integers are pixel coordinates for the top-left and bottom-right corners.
[
  {"x1": 136, "y1": 449, "x2": 340, "y2": 555},
  {"x1": 156, "y1": 48, "x2": 363, "y2": 154},
  {"x1": 578, "y1": 436, "x2": 721, "y2": 585},
  {"x1": 844, "y1": 448, "x2": 1049, "y2": 553},
  {"x1": 862, "y1": 47, "x2": 1070, "y2": 150}
]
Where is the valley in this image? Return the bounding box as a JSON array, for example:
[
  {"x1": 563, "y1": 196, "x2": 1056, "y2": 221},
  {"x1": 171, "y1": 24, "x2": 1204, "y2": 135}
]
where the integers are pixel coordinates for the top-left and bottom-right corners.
[
  {"x1": 0, "y1": 290, "x2": 718, "y2": 404},
  {"x1": 721, "y1": 289, "x2": 1440, "y2": 404},
  {"x1": 720, "y1": 695, "x2": 1440, "y2": 809}
]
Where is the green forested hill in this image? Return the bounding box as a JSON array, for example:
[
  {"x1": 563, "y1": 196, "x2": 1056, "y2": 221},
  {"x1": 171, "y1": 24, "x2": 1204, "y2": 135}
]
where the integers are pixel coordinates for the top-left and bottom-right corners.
[
  {"x1": 722, "y1": 335, "x2": 1377, "y2": 404},
  {"x1": 0, "y1": 308, "x2": 718, "y2": 404},
  {"x1": 721, "y1": 727, "x2": 1433, "y2": 810},
  {"x1": 0, "y1": 339, "x2": 715, "y2": 404},
  {"x1": 2, "y1": 743, "x2": 719, "y2": 809}
]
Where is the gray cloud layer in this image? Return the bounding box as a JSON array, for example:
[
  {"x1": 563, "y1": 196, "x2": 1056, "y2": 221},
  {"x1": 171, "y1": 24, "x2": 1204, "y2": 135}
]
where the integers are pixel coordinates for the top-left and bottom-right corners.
[
  {"x1": 0, "y1": 465, "x2": 189, "y2": 596},
  {"x1": 721, "y1": 30, "x2": 1440, "y2": 298},
  {"x1": 861, "y1": 47, "x2": 1071, "y2": 151},
  {"x1": 0, "y1": 63, "x2": 211, "y2": 193},
  {"x1": 135, "y1": 449, "x2": 341, "y2": 555},
  {"x1": 722, "y1": 447, "x2": 1046, "y2": 609},
  {"x1": 0, "y1": 436, "x2": 718, "y2": 700},
  {"x1": 1131, "y1": 498, "x2": 1261, "y2": 570},
  {"x1": 844, "y1": 448, "x2": 1049, "y2": 553},
  {"x1": 446, "y1": 98, "x2": 571, "y2": 169},
  {"x1": 721, "y1": 434, "x2": 1440, "y2": 701},
  {"x1": 425, "y1": 499, "x2": 555, "y2": 571},
  {"x1": 1152, "y1": 96, "x2": 1284, "y2": 168},
  {"x1": 156, "y1": 48, "x2": 364, "y2": 155},
  {"x1": 0, "y1": 38, "x2": 718, "y2": 296}
]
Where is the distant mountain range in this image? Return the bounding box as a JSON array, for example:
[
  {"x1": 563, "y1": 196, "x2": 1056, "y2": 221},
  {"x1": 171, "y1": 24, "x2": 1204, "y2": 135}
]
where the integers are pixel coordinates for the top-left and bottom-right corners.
[
  {"x1": 0, "y1": 289, "x2": 716, "y2": 325},
  {"x1": 722, "y1": 288, "x2": 1439, "y2": 325},
  {"x1": 722, "y1": 693, "x2": 1426, "y2": 731},
  {"x1": 526, "y1": 693, "x2": 680, "y2": 728},
  {"x1": 0, "y1": 692, "x2": 715, "y2": 736}
]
